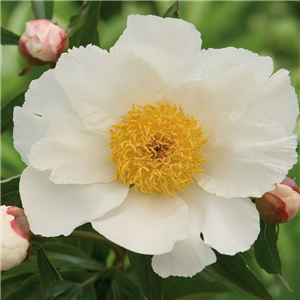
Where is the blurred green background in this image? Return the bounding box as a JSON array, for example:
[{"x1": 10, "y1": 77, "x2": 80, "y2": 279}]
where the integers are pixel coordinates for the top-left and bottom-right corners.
[{"x1": 1, "y1": 1, "x2": 299, "y2": 300}]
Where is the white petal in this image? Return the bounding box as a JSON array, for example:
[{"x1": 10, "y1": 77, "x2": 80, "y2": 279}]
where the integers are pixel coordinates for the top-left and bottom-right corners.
[
  {"x1": 23, "y1": 69, "x2": 75, "y2": 121},
  {"x1": 54, "y1": 45, "x2": 167, "y2": 134},
  {"x1": 152, "y1": 233, "x2": 216, "y2": 278},
  {"x1": 195, "y1": 120, "x2": 298, "y2": 198},
  {"x1": 170, "y1": 66, "x2": 260, "y2": 123},
  {"x1": 179, "y1": 183, "x2": 260, "y2": 255},
  {"x1": 13, "y1": 107, "x2": 50, "y2": 164},
  {"x1": 20, "y1": 167, "x2": 128, "y2": 236},
  {"x1": 242, "y1": 69, "x2": 299, "y2": 135},
  {"x1": 92, "y1": 190, "x2": 189, "y2": 255},
  {"x1": 116, "y1": 15, "x2": 204, "y2": 87},
  {"x1": 199, "y1": 47, "x2": 273, "y2": 82},
  {"x1": 28, "y1": 114, "x2": 115, "y2": 184}
]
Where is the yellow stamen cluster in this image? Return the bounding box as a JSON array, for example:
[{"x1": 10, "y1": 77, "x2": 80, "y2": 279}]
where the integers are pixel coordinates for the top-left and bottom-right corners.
[{"x1": 109, "y1": 103, "x2": 208, "y2": 197}]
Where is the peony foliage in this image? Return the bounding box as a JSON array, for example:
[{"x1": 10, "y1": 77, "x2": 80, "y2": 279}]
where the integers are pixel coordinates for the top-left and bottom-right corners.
[{"x1": 1, "y1": 1, "x2": 299, "y2": 300}]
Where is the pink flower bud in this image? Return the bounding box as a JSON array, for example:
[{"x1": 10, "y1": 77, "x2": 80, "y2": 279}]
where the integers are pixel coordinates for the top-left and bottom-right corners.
[
  {"x1": 256, "y1": 178, "x2": 300, "y2": 224},
  {"x1": 1, "y1": 206, "x2": 31, "y2": 271},
  {"x1": 18, "y1": 19, "x2": 69, "y2": 66}
]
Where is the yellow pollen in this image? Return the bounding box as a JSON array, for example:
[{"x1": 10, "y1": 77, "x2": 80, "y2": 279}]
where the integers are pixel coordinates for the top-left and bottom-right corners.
[{"x1": 109, "y1": 103, "x2": 208, "y2": 197}]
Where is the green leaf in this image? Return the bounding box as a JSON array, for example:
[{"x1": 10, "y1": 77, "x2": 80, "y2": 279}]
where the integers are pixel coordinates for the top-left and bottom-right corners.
[
  {"x1": 31, "y1": 1, "x2": 54, "y2": 20},
  {"x1": 128, "y1": 251, "x2": 164, "y2": 300},
  {"x1": 254, "y1": 219, "x2": 282, "y2": 274},
  {"x1": 5, "y1": 274, "x2": 43, "y2": 300},
  {"x1": 43, "y1": 242, "x2": 104, "y2": 271},
  {"x1": 1, "y1": 272, "x2": 34, "y2": 299},
  {"x1": 65, "y1": 3, "x2": 90, "y2": 38},
  {"x1": 1, "y1": 91, "x2": 25, "y2": 133},
  {"x1": 201, "y1": 253, "x2": 273, "y2": 300},
  {"x1": 111, "y1": 272, "x2": 144, "y2": 300},
  {"x1": 163, "y1": 1, "x2": 179, "y2": 18},
  {"x1": 163, "y1": 273, "x2": 231, "y2": 300},
  {"x1": 0, "y1": 175, "x2": 22, "y2": 207},
  {"x1": 37, "y1": 247, "x2": 63, "y2": 293},
  {"x1": 94, "y1": 268, "x2": 116, "y2": 300},
  {"x1": 44, "y1": 280, "x2": 98, "y2": 300},
  {"x1": 67, "y1": 1, "x2": 100, "y2": 48},
  {"x1": 1, "y1": 27, "x2": 20, "y2": 45}
]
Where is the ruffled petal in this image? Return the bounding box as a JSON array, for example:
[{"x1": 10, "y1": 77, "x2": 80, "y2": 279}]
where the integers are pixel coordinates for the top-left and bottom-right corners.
[
  {"x1": 169, "y1": 66, "x2": 260, "y2": 123},
  {"x1": 116, "y1": 14, "x2": 204, "y2": 87},
  {"x1": 53, "y1": 45, "x2": 167, "y2": 134},
  {"x1": 20, "y1": 167, "x2": 129, "y2": 236},
  {"x1": 152, "y1": 233, "x2": 216, "y2": 278},
  {"x1": 242, "y1": 69, "x2": 299, "y2": 135},
  {"x1": 23, "y1": 69, "x2": 75, "y2": 121},
  {"x1": 179, "y1": 183, "x2": 260, "y2": 255},
  {"x1": 195, "y1": 119, "x2": 298, "y2": 198},
  {"x1": 92, "y1": 190, "x2": 189, "y2": 255},
  {"x1": 199, "y1": 47, "x2": 273, "y2": 82},
  {"x1": 13, "y1": 107, "x2": 50, "y2": 164},
  {"x1": 28, "y1": 114, "x2": 114, "y2": 184}
]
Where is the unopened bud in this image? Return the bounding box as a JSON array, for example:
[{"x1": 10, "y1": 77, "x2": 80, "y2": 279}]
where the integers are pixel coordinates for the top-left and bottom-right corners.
[
  {"x1": 1, "y1": 206, "x2": 31, "y2": 271},
  {"x1": 18, "y1": 19, "x2": 69, "y2": 66},
  {"x1": 256, "y1": 177, "x2": 300, "y2": 224}
]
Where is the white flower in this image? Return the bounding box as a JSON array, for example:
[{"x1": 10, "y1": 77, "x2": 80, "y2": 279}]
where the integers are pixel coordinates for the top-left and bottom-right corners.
[
  {"x1": 13, "y1": 15, "x2": 298, "y2": 277},
  {"x1": 1, "y1": 206, "x2": 30, "y2": 271}
]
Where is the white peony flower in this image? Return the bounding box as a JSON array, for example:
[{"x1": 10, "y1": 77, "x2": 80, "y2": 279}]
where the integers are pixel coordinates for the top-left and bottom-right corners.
[
  {"x1": 13, "y1": 15, "x2": 298, "y2": 277},
  {"x1": 1, "y1": 206, "x2": 31, "y2": 271}
]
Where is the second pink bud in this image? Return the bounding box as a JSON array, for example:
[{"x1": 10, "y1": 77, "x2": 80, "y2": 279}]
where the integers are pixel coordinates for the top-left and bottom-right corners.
[{"x1": 256, "y1": 177, "x2": 300, "y2": 224}]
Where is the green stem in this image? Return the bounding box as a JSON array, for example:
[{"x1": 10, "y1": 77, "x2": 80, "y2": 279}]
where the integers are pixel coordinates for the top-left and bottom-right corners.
[{"x1": 80, "y1": 274, "x2": 98, "y2": 287}]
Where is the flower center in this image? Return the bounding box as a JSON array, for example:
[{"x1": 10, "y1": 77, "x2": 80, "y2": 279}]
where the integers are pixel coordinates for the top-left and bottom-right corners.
[{"x1": 109, "y1": 103, "x2": 208, "y2": 197}]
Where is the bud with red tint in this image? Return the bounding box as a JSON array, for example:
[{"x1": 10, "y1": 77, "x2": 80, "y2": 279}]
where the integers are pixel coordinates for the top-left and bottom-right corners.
[
  {"x1": 18, "y1": 19, "x2": 69, "y2": 66},
  {"x1": 1, "y1": 206, "x2": 31, "y2": 271},
  {"x1": 256, "y1": 177, "x2": 300, "y2": 224}
]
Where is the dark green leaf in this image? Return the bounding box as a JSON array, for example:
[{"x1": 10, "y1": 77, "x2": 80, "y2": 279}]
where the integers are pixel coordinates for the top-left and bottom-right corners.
[
  {"x1": 254, "y1": 219, "x2": 282, "y2": 274},
  {"x1": 67, "y1": 1, "x2": 100, "y2": 48},
  {"x1": 1, "y1": 272, "x2": 33, "y2": 299},
  {"x1": 164, "y1": 273, "x2": 231, "y2": 300},
  {"x1": 44, "y1": 280, "x2": 98, "y2": 300},
  {"x1": 201, "y1": 253, "x2": 273, "y2": 300},
  {"x1": 37, "y1": 247, "x2": 63, "y2": 293},
  {"x1": 43, "y1": 242, "x2": 103, "y2": 271},
  {"x1": 1, "y1": 27, "x2": 20, "y2": 45},
  {"x1": 95, "y1": 268, "x2": 116, "y2": 300},
  {"x1": 0, "y1": 175, "x2": 22, "y2": 207},
  {"x1": 1, "y1": 91, "x2": 25, "y2": 133},
  {"x1": 1, "y1": 272, "x2": 32, "y2": 286},
  {"x1": 31, "y1": 1, "x2": 54, "y2": 20},
  {"x1": 111, "y1": 272, "x2": 144, "y2": 300},
  {"x1": 128, "y1": 251, "x2": 164, "y2": 300},
  {"x1": 66, "y1": 3, "x2": 90, "y2": 38},
  {"x1": 5, "y1": 274, "x2": 43, "y2": 300},
  {"x1": 163, "y1": 1, "x2": 179, "y2": 18}
]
